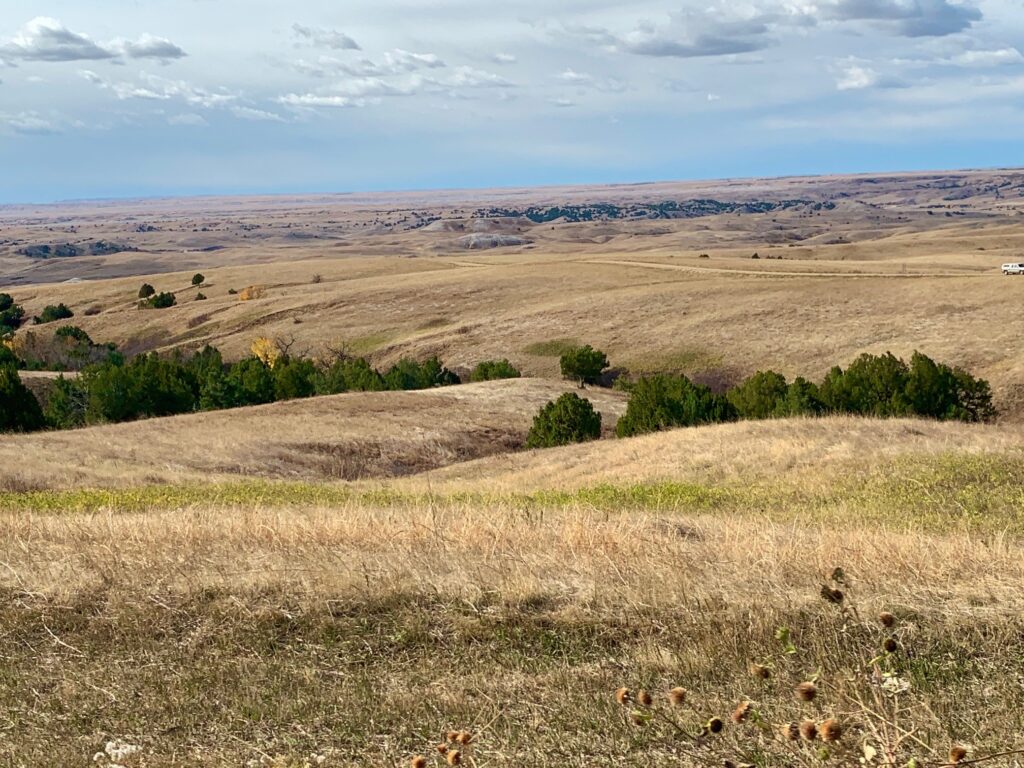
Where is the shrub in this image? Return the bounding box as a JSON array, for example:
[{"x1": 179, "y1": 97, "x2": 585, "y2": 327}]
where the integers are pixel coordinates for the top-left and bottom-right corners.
[
  {"x1": 44, "y1": 375, "x2": 87, "y2": 429},
  {"x1": 469, "y1": 359, "x2": 521, "y2": 382},
  {"x1": 227, "y1": 288, "x2": 238, "y2": 295},
  {"x1": 727, "y1": 370, "x2": 790, "y2": 419},
  {"x1": 195, "y1": 292, "x2": 207, "y2": 301},
  {"x1": 139, "y1": 292, "x2": 176, "y2": 310},
  {"x1": 138, "y1": 283, "x2": 156, "y2": 299},
  {"x1": 819, "y1": 352, "x2": 910, "y2": 417},
  {"x1": 0, "y1": 293, "x2": 25, "y2": 335},
  {"x1": 526, "y1": 392, "x2": 602, "y2": 448},
  {"x1": 273, "y1": 357, "x2": 317, "y2": 400},
  {"x1": 778, "y1": 376, "x2": 825, "y2": 417},
  {"x1": 616, "y1": 374, "x2": 736, "y2": 438},
  {"x1": 560, "y1": 345, "x2": 609, "y2": 387},
  {"x1": 315, "y1": 357, "x2": 385, "y2": 395},
  {"x1": 33, "y1": 303, "x2": 74, "y2": 325},
  {"x1": 191, "y1": 273, "x2": 205, "y2": 287},
  {"x1": 384, "y1": 357, "x2": 460, "y2": 390},
  {"x1": 223, "y1": 357, "x2": 276, "y2": 407},
  {"x1": 0, "y1": 363, "x2": 44, "y2": 432},
  {"x1": 82, "y1": 354, "x2": 198, "y2": 423}
]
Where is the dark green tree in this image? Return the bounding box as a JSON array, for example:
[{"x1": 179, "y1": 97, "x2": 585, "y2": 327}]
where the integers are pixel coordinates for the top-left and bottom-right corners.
[
  {"x1": 0, "y1": 293, "x2": 25, "y2": 335},
  {"x1": 0, "y1": 363, "x2": 44, "y2": 433},
  {"x1": 273, "y1": 357, "x2": 318, "y2": 400},
  {"x1": 526, "y1": 392, "x2": 602, "y2": 448},
  {"x1": 616, "y1": 374, "x2": 736, "y2": 438},
  {"x1": 44, "y1": 375, "x2": 88, "y2": 429},
  {"x1": 191, "y1": 273, "x2": 205, "y2": 287},
  {"x1": 33, "y1": 303, "x2": 74, "y2": 325},
  {"x1": 469, "y1": 359, "x2": 521, "y2": 382},
  {"x1": 559, "y1": 345, "x2": 609, "y2": 387},
  {"x1": 727, "y1": 371, "x2": 790, "y2": 419},
  {"x1": 138, "y1": 283, "x2": 156, "y2": 299}
]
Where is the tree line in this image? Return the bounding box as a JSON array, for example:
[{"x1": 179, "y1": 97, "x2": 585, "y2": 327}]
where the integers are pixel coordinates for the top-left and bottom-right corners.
[
  {"x1": 0, "y1": 339, "x2": 522, "y2": 433},
  {"x1": 527, "y1": 347, "x2": 997, "y2": 448}
]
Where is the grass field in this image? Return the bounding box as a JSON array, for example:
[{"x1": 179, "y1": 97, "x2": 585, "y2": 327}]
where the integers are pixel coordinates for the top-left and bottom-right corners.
[
  {"x1": 4, "y1": 172, "x2": 1024, "y2": 766},
  {"x1": 3, "y1": 412, "x2": 1024, "y2": 765}
]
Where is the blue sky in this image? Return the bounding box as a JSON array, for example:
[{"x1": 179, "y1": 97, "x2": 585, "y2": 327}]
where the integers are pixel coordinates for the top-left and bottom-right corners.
[{"x1": 0, "y1": 0, "x2": 1022, "y2": 203}]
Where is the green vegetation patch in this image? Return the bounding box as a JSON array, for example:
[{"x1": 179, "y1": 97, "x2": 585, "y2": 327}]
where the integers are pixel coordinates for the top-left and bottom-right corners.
[
  {"x1": 5, "y1": 452, "x2": 1024, "y2": 534},
  {"x1": 621, "y1": 347, "x2": 724, "y2": 376},
  {"x1": 522, "y1": 337, "x2": 580, "y2": 357}
]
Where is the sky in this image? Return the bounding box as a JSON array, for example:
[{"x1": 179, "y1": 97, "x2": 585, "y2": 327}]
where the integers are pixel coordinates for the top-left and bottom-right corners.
[{"x1": 0, "y1": 0, "x2": 1023, "y2": 203}]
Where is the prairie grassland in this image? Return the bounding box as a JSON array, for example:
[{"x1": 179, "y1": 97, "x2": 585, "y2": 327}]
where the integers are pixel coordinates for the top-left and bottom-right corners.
[
  {"x1": 0, "y1": 379, "x2": 627, "y2": 492},
  {"x1": 3, "y1": 417, "x2": 1024, "y2": 766}
]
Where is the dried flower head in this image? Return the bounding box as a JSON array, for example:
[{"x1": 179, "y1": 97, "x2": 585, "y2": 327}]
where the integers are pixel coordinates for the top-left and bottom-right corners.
[
  {"x1": 731, "y1": 701, "x2": 753, "y2": 724},
  {"x1": 615, "y1": 687, "x2": 632, "y2": 706},
  {"x1": 883, "y1": 637, "x2": 899, "y2": 654},
  {"x1": 707, "y1": 717, "x2": 724, "y2": 734},
  {"x1": 456, "y1": 732, "x2": 473, "y2": 746},
  {"x1": 411, "y1": 756, "x2": 428, "y2": 768},
  {"x1": 949, "y1": 746, "x2": 968, "y2": 764},
  {"x1": 820, "y1": 585, "x2": 844, "y2": 604},
  {"x1": 779, "y1": 722, "x2": 800, "y2": 742},
  {"x1": 446, "y1": 731, "x2": 460, "y2": 743},
  {"x1": 436, "y1": 744, "x2": 449, "y2": 755},
  {"x1": 879, "y1": 612, "x2": 897, "y2": 628},
  {"x1": 668, "y1": 686, "x2": 687, "y2": 706},
  {"x1": 820, "y1": 718, "x2": 842, "y2": 743},
  {"x1": 799, "y1": 719, "x2": 818, "y2": 741},
  {"x1": 447, "y1": 749, "x2": 463, "y2": 766},
  {"x1": 750, "y1": 663, "x2": 771, "y2": 680},
  {"x1": 637, "y1": 689, "x2": 653, "y2": 707},
  {"x1": 796, "y1": 682, "x2": 818, "y2": 702}
]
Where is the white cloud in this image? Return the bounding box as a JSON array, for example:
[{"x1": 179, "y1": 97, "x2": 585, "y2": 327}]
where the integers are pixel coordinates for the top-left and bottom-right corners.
[
  {"x1": 558, "y1": 68, "x2": 592, "y2": 83},
  {"x1": 114, "y1": 34, "x2": 187, "y2": 62},
  {"x1": 493, "y1": 52, "x2": 517, "y2": 64},
  {"x1": 951, "y1": 47, "x2": 1024, "y2": 67},
  {"x1": 292, "y1": 24, "x2": 360, "y2": 51},
  {"x1": 231, "y1": 105, "x2": 287, "y2": 122},
  {"x1": 449, "y1": 66, "x2": 512, "y2": 87},
  {"x1": 0, "y1": 17, "x2": 186, "y2": 63},
  {"x1": 2, "y1": 17, "x2": 114, "y2": 62},
  {"x1": 2, "y1": 111, "x2": 58, "y2": 134},
  {"x1": 278, "y1": 93, "x2": 368, "y2": 108},
  {"x1": 836, "y1": 63, "x2": 879, "y2": 90}
]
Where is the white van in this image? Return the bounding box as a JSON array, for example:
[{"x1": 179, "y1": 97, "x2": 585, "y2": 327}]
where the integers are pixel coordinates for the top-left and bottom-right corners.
[{"x1": 1002, "y1": 263, "x2": 1024, "y2": 275}]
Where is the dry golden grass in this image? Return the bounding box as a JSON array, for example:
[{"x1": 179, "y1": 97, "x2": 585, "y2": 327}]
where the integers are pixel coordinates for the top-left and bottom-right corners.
[
  {"x1": 0, "y1": 378, "x2": 627, "y2": 491},
  {"x1": 2, "y1": 486, "x2": 1023, "y2": 765}
]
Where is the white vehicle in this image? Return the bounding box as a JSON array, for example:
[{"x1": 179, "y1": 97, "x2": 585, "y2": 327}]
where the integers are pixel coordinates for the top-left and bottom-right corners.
[{"x1": 1002, "y1": 263, "x2": 1024, "y2": 275}]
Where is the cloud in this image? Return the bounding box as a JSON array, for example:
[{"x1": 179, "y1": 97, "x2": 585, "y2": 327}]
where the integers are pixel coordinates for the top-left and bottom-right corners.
[
  {"x1": 821, "y1": 0, "x2": 982, "y2": 37},
  {"x1": 951, "y1": 47, "x2": 1024, "y2": 66},
  {"x1": 231, "y1": 105, "x2": 287, "y2": 122},
  {"x1": 1, "y1": 17, "x2": 187, "y2": 64},
  {"x1": 82, "y1": 70, "x2": 236, "y2": 108},
  {"x1": 1, "y1": 111, "x2": 59, "y2": 135},
  {"x1": 566, "y1": 10, "x2": 779, "y2": 60},
  {"x1": 492, "y1": 52, "x2": 517, "y2": 64},
  {"x1": 448, "y1": 66, "x2": 512, "y2": 87},
  {"x1": 1, "y1": 17, "x2": 115, "y2": 62},
  {"x1": 558, "y1": 68, "x2": 592, "y2": 84},
  {"x1": 278, "y1": 93, "x2": 368, "y2": 108},
  {"x1": 385, "y1": 49, "x2": 445, "y2": 70},
  {"x1": 115, "y1": 34, "x2": 187, "y2": 62},
  {"x1": 834, "y1": 59, "x2": 909, "y2": 89},
  {"x1": 292, "y1": 49, "x2": 444, "y2": 78},
  {"x1": 292, "y1": 23, "x2": 360, "y2": 51}
]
